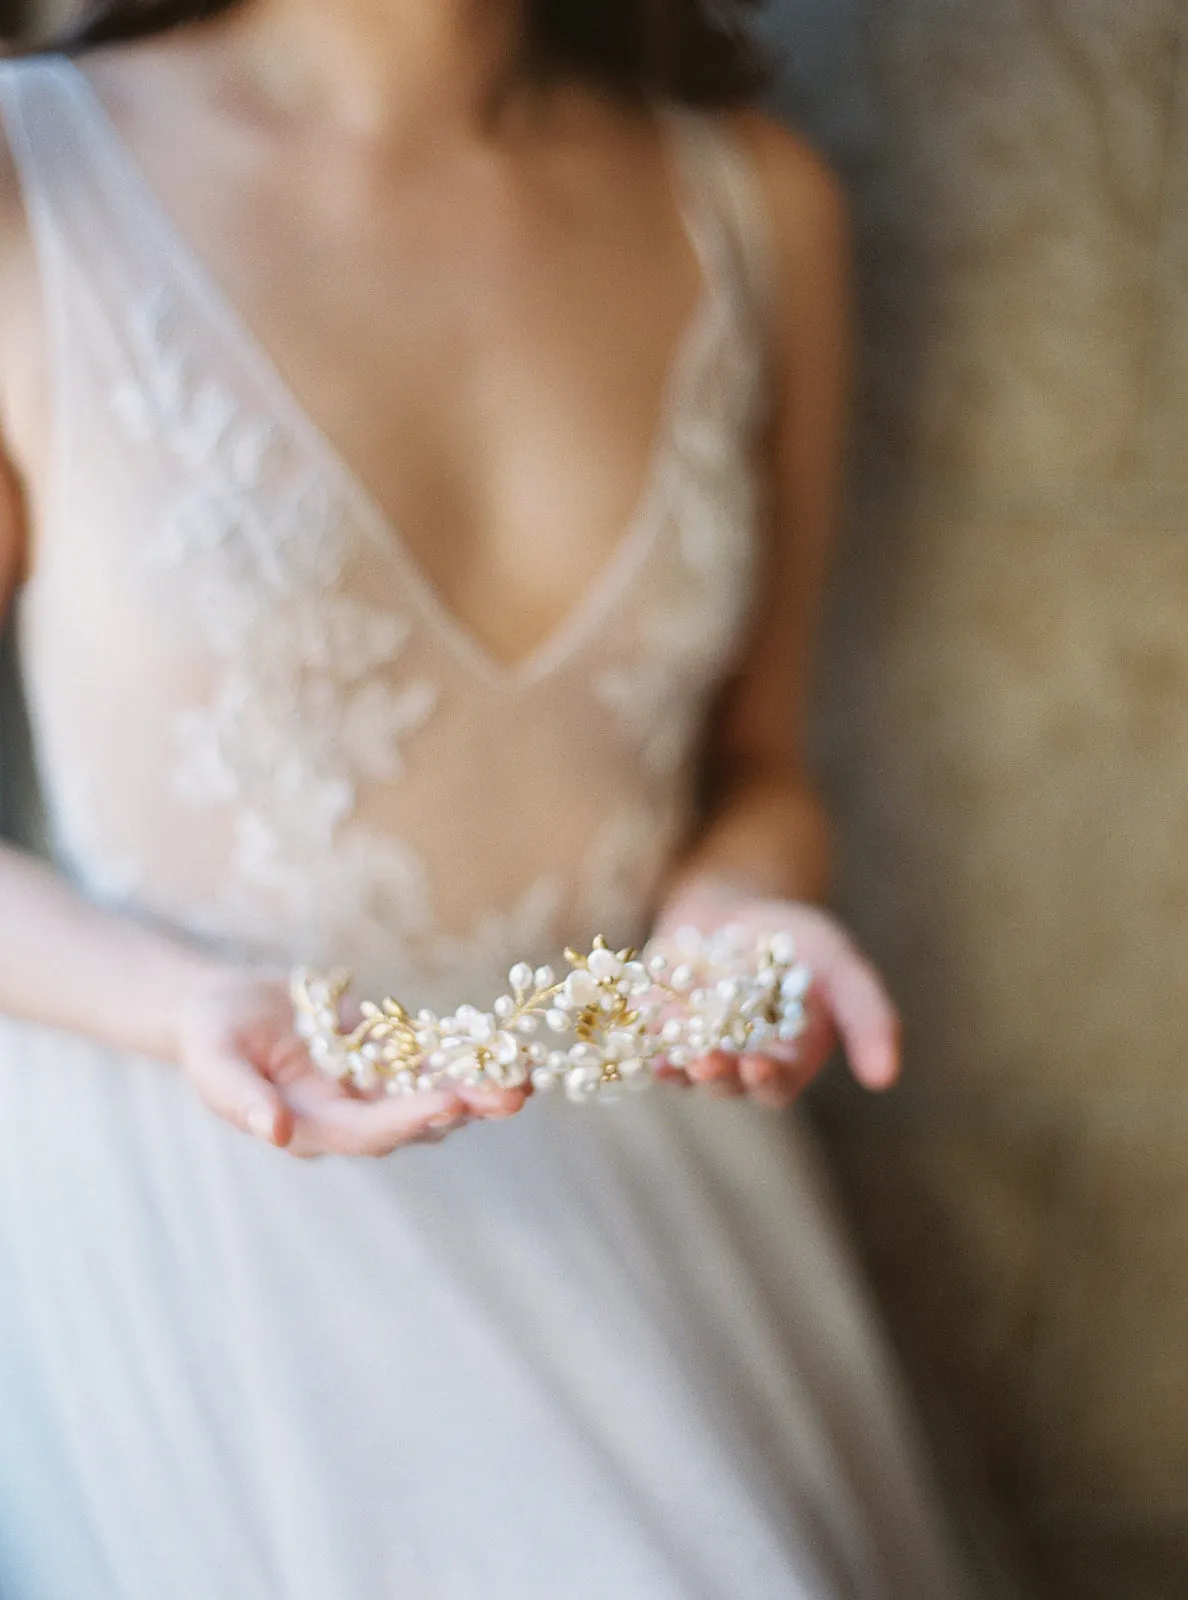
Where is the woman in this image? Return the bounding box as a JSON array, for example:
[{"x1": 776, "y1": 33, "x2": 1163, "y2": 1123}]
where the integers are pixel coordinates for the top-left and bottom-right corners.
[{"x1": 0, "y1": 1, "x2": 972, "y2": 1594}]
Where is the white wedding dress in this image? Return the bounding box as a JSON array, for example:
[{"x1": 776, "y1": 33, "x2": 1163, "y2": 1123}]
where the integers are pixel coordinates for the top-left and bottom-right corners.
[{"x1": 0, "y1": 57, "x2": 971, "y2": 1600}]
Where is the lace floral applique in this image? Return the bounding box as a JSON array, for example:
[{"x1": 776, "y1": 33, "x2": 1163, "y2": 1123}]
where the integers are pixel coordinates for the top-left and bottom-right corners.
[{"x1": 108, "y1": 289, "x2": 440, "y2": 949}]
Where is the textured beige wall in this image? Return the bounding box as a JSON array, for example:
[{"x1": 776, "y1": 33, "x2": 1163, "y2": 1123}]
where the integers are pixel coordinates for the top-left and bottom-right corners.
[{"x1": 773, "y1": 2, "x2": 1188, "y2": 1597}]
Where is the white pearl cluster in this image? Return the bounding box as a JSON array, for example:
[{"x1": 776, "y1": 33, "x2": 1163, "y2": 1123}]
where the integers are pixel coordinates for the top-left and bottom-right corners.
[{"x1": 291, "y1": 926, "x2": 813, "y2": 1106}]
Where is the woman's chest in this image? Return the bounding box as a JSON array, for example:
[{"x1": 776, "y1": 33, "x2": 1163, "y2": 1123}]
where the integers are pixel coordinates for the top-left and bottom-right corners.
[
  {"x1": 208, "y1": 205, "x2": 705, "y2": 668},
  {"x1": 15, "y1": 72, "x2": 722, "y2": 673}
]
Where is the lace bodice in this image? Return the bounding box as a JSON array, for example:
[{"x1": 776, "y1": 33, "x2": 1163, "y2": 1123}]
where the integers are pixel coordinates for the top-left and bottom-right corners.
[{"x1": 0, "y1": 57, "x2": 773, "y2": 1010}]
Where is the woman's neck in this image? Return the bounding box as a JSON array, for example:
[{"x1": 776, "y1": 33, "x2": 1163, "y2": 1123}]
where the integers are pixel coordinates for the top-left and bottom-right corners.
[{"x1": 210, "y1": 0, "x2": 528, "y2": 142}]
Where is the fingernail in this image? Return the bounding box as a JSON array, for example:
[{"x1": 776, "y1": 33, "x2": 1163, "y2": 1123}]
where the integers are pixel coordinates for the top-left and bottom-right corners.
[
  {"x1": 428, "y1": 1113, "x2": 465, "y2": 1131},
  {"x1": 247, "y1": 1106, "x2": 275, "y2": 1142}
]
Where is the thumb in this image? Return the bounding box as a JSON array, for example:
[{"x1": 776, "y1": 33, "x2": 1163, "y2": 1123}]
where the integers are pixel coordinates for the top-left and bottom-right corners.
[
  {"x1": 186, "y1": 1047, "x2": 295, "y2": 1148},
  {"x1": 808, "y1": 930, "x2": 903, "y2": 1092}
]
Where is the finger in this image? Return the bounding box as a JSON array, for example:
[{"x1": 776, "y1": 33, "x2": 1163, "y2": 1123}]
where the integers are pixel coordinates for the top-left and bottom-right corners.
[
  {"x1": 811, "y1": 939, "x2": 902, "y2": 1091},
  {"x1": 654, "y1": 1063, "x2": 692, "y2": 1089},
  {"x1": 458, "y1": 1084, "x2": 531, "y2": 1120},
  {"x1": 686, "y1": 1050, "x2": 738, "y2": 1085},
  {"x1": 406, "y1": 1120, "x2": 470, "y2": 1147},
  {"x1": 290, "y1": 1089, "x2": 469, "y2": 1158},
  {"x1": 188, "y1": 1049, "x2": 295, "y2": 1148},
  {"x1": 280, "y1": 1131, "x2": 326, "y2": 1160},
  {"x1": 739, "y1": 1051, "x2": 779, "y2": 1091},
  {"x1": 739, "y1": 1053, "x2": 803, "y2": 1110},
  {"x1": 754, "y1": 1009, "x2": 834, "y2": 1095},
  {"x1": 284, "y1": 1106, "x2": 472, "y2": 1159}
]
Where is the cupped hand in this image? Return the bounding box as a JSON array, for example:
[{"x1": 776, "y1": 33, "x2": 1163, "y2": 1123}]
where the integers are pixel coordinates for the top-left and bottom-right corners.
[
  {"x1": 651, "y1": 887, "x2": 901, "y2": 1110},
  {"x1": 175, "y1": 968, "x2": 529, "y2": 1157}
]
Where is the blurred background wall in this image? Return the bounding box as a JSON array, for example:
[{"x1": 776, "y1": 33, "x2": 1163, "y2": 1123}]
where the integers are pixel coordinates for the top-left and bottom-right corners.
[
  {"x1": 3, "y1": 1, "x2": 1185, "y2": 1597},
  {"x1": 763, "y1": 4, "x2": 1188, "y2": 1599}
]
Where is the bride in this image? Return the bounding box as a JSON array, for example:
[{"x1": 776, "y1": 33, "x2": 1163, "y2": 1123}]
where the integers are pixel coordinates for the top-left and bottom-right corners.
[{"x1": 0, "y1": 0, "x2": 973, "y2": 1594}]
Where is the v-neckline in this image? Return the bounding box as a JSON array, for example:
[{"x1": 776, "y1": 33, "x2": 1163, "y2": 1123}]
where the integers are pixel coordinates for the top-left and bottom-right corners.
[{"x1": 58, "y1": 57, "x2": 729, "y2": 690}]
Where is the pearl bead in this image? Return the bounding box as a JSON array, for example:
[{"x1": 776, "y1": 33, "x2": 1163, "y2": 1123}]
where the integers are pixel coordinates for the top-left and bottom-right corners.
[
  {"x1": 782, "y1": 967, "x2": 811, "y2": 1000},
  {"x1": 587, "y1": 948, "x2": 621, "y2": 982},
  {"x1": 489, "y1": 1033, "x2": 520, "y2": 1066},
  {"x1": 564, "y1": 969, "x2": 599, "y2": 1008}
]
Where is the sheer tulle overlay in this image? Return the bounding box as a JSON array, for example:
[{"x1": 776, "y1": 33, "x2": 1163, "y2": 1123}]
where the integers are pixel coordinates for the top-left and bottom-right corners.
[{"x1": 0, "y1": 58, "x2": 970, "y2": 1599}]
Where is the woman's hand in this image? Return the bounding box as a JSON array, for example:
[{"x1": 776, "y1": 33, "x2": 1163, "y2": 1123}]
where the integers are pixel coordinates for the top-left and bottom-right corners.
[
  {"x1": 651, "y1": 884, "x2": 900, "y2": 1110},
  {"x1": 176, "y1": 968, "x2": 529, "y2": 1157}
]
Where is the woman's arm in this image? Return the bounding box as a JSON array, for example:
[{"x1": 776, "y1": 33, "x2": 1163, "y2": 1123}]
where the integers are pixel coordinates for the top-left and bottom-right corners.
[
  {"x1": 671, "y1": 118, "x2": 849, "y2": 906},
  {"x1": 657, "y1": 117, "x2": 899, "y2": 1103}
]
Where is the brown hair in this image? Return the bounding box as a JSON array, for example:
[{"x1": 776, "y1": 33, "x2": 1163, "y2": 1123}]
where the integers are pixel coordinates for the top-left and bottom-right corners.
[{"x1": 42, "y1": 0, "x2": 768, "y2": 107}]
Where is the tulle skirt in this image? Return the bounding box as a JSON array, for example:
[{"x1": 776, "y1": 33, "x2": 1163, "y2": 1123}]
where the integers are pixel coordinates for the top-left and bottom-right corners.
[{"x1": 0, "y1": 1014, "x2": 970, "y2": 1599}]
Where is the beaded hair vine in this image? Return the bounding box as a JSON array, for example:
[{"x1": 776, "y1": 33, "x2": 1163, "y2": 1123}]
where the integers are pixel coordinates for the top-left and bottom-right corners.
[{"x1": 292, "y1": 926, "x2": 812, "y2": 1104}]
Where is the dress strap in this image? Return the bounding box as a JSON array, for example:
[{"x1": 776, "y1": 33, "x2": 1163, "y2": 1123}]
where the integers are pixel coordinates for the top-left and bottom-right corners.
[
  {"x1": 0, "y1": 58, "x2": 73, "y2": 318},
  {"x1": 660, "y1": 106, "x2": 778, "y2": 354},
  {"x1": 0, "y1": 55, "x2": 189, "y2": 345},
  {"x1": 0, "y1": 57, "x2": 90, "y2": 260}
]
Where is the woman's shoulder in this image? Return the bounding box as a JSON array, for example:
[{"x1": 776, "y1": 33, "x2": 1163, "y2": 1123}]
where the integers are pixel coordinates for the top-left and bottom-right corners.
[
  {"x1": 711, "y1": 109, "x2": 851, "y2": 354},
  {"x1": 721, "y1": 109, "x2": 849, "y2": 252}
]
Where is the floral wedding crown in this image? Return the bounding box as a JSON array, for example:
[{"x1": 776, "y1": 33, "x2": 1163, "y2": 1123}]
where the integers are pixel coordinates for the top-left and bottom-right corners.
[{"x1": 291, "y1": 926, "x2": 812, "y2": 1104}]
